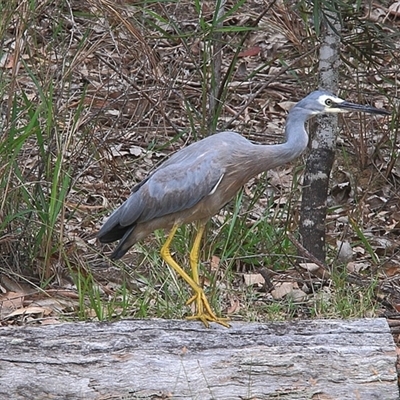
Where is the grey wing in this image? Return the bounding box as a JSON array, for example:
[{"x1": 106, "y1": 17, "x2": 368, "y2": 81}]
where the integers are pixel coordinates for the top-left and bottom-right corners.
[
  {"x1": 97, "y1": 132, "x2": 245, "y2": 249},
  {"x1": 117, "y1": 151, "x2": 225, "y2": 226}
]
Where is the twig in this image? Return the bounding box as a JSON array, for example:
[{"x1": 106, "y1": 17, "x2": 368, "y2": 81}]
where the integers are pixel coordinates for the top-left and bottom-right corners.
[
  {"x1": 287, "y1": 232, "x2": 331, "y2": 272},
  {"x1": 258, "y1": 268, "x2": 275, "y2": 293}
]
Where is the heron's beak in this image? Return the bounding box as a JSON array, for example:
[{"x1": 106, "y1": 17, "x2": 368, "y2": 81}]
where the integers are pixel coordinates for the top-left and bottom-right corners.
[{"x1": 336, "y1": 101, "x2": 391, "y2": 115}]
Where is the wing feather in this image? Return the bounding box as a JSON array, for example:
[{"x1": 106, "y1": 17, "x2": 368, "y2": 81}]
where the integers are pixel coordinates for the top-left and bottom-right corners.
[{"x1": 119, "y1": 149, "x2": 224, "y2": 225}]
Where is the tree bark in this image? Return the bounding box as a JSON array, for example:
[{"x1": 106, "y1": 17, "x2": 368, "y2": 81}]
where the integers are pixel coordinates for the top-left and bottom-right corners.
[
  {"x1": 0, "y1": 318, "x2": 398, "y2": 400},
  {"x1": 299, "y1": 9, "x2": 341, "y2": 262}
]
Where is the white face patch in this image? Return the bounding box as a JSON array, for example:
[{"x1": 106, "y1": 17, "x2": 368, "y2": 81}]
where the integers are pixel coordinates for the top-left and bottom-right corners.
[{"x1": 318, "y1": 94, "x2": 346, "y2": 113}]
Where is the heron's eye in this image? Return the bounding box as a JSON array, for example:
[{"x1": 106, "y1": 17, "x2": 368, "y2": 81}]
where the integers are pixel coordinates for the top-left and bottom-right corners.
[{"x1": 325, "y1": 98, "x2": 333, "y2": 107}]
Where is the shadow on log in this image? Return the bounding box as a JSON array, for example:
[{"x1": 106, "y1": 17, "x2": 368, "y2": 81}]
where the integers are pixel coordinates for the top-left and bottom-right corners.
[{"x1": 0, "y1": 318, "x2": 398, "y2": 399}]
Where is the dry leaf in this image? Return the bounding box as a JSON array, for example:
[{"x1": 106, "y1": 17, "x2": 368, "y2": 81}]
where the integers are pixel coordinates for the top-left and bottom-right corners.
[
  {"x1": 226, "y1": 298, "x2": 240, "y2": 314},
  {"x1": 286, "y1": 288, "x2": 307, "y2": 302},
  {"x1": 0, "y1": 291, "x2": 24, "y2": 319},
  {"x1": 278, "y1": 100, "x2": 296, "y2": 111},
  {"x1": 271, "y1": 282, "x2": 296, "y2": 300},
  {"x1": 243, "y1": 273, "x2": 265, "y2": 286},
  {"x1": 347, "y1": 262, "x2": 370, "y2": 273},
  {"x1": 238, "y1": 46, "x2": 261, "y2": 57},
  {"x1": 389, "y1": 2, "x2": 400, "y2": 17},
  {"x1": 268, "y1": 168, "x2": 293, "y2": 189},
  {"x1": 210, "y1": 255, "x2": 220, "y2": 271},
  {"x1": 336, "y1": 240, "x2": 353, "y2": 263},
  {"x1": 39, "y1": 318, "x2": 62, "y2": 325},
  {"x1": 5, "y1": 306, "x2": 52, "y2": 319},
  {"x1": 129, "y1": 146, "x2": 143, "y2": 156},
  {"x1": 298, "y1": 263, "x2": 320, "y2": 272}
]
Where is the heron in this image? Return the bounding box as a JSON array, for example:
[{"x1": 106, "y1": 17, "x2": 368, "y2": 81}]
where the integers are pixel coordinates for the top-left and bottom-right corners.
[{"x1": 98, "y1": 90, "x2": 389, "y2": 327}]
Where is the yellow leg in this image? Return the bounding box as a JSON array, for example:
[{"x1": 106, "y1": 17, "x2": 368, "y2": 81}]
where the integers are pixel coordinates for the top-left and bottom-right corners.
[
  {"x1": 186, "y1": 223, "x2": 230, "y2": 327},
  {"x1": 188, "y1": 223, "x2": 206, "y2": 287},
  {"x1": 160, "y1": 224, "x2": 230, "y2": 328}
]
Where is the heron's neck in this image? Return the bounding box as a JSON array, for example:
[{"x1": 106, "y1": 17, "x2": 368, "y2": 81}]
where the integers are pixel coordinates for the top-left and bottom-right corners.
[
  {"x1": 245, "y1": 108, "x2": 311, "y2": 176},
  {"x1": 283, "y1": 108, "x2": 311, "y2": 159}
]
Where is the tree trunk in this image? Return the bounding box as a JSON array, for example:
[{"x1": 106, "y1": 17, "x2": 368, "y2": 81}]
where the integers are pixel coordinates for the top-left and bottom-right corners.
[{"x1": 299, "y1": 10, "x2": 341, "y2": 262}]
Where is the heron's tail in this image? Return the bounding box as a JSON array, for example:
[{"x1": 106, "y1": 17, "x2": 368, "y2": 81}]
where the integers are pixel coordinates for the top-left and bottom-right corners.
[{"x1": 108, "y1": 224, "x2": 137, "y2": 259}]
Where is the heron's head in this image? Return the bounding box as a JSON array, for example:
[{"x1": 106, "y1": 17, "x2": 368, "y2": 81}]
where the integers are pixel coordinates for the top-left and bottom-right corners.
[{"x1": 295, "y1": 90, "x2": 390, "y2": 117}]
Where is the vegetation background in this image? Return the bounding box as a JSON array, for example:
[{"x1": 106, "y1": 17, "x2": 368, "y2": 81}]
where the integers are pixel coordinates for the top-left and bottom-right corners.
[{"x1": 0, "y1": 0, "x2": 399, "y2": 330}]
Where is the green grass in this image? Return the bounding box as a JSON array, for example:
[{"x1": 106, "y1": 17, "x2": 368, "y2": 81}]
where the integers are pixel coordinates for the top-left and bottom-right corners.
[{"x1": 310, "y1": 273, "x2": 379, "y2": 319}]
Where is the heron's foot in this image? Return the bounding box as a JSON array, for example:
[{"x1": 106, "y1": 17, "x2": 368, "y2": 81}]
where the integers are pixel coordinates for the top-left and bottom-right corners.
[{"x1": 185, "y1": 291, "x2": 230, "y2": 328}]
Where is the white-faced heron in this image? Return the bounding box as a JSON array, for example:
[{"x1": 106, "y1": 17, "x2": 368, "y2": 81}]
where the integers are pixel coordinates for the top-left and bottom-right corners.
[{"x1": 98, "y1": 90, "x2": 390, "y2": 327}]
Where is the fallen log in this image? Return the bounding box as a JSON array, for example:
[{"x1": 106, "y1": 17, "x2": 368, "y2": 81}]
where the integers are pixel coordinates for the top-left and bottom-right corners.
[{"x1": 0, "y1": 318, "x2": 398, "y2": 399}]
